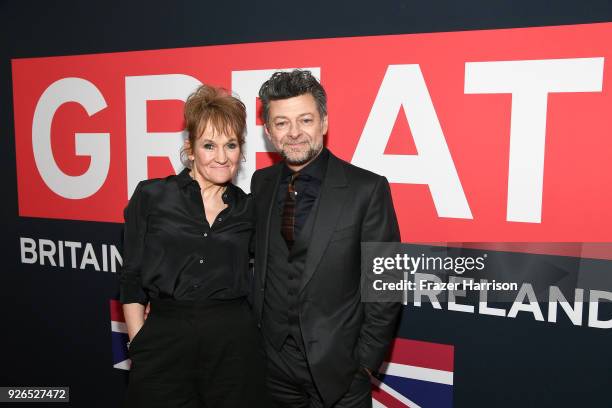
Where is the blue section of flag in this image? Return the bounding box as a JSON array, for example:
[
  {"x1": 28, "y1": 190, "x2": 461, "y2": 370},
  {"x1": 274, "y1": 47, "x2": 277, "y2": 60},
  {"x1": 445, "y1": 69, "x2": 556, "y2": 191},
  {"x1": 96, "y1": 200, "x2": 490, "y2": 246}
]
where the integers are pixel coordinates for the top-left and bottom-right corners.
[
  {"x1": 111, "y1": 331, "x2": 129, "y2": 366},
  {"x1": 380, "y1": 373, "x2": 453, "y2": 408}
]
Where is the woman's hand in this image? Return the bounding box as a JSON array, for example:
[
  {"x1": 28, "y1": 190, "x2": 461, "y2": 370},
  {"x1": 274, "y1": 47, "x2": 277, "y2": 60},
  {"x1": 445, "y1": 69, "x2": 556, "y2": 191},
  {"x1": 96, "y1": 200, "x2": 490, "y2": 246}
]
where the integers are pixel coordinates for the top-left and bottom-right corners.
[
  {"x1": 144, "y1": 302, "x2": 151, "y2": 320},
  {"x1": 123, "y1": 303, "x2": 146, "y2": 341}
]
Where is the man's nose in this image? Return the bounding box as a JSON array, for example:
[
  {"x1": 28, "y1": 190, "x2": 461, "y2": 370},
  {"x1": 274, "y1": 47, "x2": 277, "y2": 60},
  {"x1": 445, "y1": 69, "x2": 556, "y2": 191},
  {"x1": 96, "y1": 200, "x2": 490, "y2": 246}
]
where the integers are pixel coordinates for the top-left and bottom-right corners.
[{"x1": 287, "y1": 121, "x2": 301, "y2": 139}]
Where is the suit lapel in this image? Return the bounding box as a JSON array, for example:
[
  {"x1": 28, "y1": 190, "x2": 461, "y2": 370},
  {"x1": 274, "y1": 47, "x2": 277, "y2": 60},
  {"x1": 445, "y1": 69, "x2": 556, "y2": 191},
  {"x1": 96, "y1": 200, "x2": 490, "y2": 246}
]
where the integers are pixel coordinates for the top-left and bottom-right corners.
[
  {"x1": 259, "y1": 164, "x2": 283, "y2": 286},
  {"x1": 300, "y1": 154, "x2": 349, "y2": 293}
]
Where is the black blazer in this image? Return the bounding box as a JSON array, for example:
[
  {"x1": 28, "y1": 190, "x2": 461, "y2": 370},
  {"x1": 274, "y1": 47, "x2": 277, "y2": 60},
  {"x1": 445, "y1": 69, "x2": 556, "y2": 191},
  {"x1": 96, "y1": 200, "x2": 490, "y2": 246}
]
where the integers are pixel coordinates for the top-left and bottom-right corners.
[{"x1": 250, "y1": 152, "x2": 401, "y2": 405}]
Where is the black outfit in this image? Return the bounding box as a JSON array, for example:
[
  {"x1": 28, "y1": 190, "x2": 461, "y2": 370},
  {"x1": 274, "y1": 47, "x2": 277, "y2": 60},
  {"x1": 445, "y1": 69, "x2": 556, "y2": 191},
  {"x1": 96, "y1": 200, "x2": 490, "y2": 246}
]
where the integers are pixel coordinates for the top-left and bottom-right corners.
[
  {"x1": 251, "y1": 149, "x2": 402, "y2": 408},
  {"x1": 119, "y1": 168, "x2": 253, "y2": 304},
  {"x1": 119, "y1": 168, "x2": 266, "y2": 408},
  {"x1": 276, "y1": 148, "x2": 328, "y2": 237},
  {"x1": 125, "y1": 298, "x2": 265, "y2": 408},
  {"x1": 265, "y1": 149, "x2": 327, "y2": 352},
  {"x1": 265, "y1": 336, "x2": 371, "y2": 408}
]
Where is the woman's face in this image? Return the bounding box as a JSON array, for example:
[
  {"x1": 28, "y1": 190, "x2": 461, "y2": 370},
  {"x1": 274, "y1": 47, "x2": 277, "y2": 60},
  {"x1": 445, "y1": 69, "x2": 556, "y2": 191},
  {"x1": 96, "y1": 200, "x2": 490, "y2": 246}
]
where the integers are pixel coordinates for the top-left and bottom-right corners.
[{"x1": 189, "y1": 123, "x2": 240, "y2": 186}]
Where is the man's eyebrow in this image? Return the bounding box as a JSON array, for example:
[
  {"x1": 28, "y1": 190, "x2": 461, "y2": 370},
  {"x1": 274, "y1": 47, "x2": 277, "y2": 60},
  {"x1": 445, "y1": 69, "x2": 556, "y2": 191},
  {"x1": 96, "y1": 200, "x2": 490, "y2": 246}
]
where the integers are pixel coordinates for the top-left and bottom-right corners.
[{"x1": 272, "y1": 113, "x2": 314, "y2": 120}]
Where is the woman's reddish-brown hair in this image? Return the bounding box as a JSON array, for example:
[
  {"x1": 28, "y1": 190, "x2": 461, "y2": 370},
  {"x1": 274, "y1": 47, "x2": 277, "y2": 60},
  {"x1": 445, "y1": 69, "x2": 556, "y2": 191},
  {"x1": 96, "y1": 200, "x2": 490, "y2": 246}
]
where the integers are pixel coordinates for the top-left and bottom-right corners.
[{"x1": 181, "y1": 84, "x2": 246, "y2": 166}]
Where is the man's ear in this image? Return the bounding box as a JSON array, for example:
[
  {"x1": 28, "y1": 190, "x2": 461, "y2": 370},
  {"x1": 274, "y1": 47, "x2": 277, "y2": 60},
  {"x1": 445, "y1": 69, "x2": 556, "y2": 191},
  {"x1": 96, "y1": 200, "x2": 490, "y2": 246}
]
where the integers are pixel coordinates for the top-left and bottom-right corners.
[
  {"x1": 321, "y1": 115, "x2": 329, "y2": 135},
  {"x1": 263, "y1": 124, "x2": 272, "y2": 141}
]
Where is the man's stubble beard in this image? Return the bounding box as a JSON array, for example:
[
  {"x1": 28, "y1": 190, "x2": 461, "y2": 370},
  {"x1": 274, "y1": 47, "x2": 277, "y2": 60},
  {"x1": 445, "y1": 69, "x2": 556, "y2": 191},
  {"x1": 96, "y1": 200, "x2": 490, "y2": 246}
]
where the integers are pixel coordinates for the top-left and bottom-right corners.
[{"x1": 280, "y1": 141, "x2": 323, "y2": 166}]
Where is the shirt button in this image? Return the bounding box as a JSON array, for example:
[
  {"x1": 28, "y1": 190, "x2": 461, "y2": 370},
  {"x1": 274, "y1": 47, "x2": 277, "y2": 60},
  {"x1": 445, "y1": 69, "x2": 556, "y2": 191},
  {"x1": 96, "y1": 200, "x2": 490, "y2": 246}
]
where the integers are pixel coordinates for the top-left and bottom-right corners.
[
  {"x1": 203, "y1": 232, "x2": 208, "y2": 237},
  {"x1": 217, "y1": 217, "x2": 223, "y2": 222},
  {"x1": 193, "y1": 284, "x2": 200, "y2": 289},
  {"x1": 199, "y1": 259, "x2": 204, "y2": 264}
]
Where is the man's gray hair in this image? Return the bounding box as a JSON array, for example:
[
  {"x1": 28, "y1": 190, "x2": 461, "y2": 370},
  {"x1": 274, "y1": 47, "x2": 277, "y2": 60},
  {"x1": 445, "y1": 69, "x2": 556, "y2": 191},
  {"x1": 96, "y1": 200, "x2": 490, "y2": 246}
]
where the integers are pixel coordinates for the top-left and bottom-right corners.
[{"x1": 258, "y1": 70, "x2": 327, "y2": 124}]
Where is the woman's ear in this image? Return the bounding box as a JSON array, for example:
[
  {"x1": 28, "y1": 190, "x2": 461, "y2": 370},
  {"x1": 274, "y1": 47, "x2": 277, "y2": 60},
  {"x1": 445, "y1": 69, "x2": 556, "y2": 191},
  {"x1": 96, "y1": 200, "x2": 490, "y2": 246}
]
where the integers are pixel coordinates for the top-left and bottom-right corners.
[{"x1": 183, "y1": 138, "x2": 194, "y2": 161}]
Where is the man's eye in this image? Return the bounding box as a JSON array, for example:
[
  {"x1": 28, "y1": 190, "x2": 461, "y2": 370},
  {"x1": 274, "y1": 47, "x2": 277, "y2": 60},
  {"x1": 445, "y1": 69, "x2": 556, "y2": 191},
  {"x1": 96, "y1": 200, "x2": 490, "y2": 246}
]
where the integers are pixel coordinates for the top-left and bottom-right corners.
[
  {"x1": 275, "y1": 121, "x2": 287, "y2": 128},
  {"x1": 203, "y1": 143, "x2": 215, "y2": 150},
  {"x1": 302, "y1": 118, "x2": 313, "y2": 124}
]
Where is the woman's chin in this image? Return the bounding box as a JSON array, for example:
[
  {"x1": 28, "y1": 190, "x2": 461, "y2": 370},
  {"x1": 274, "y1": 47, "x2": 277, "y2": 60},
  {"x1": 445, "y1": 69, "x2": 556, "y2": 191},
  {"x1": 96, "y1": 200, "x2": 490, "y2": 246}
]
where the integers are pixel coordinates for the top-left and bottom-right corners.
[
  {"x1": 206, "y1": 174, "x2": 235, "y2": 185},
  {"x1": 199, "y1": 168, "x2": 236, "y2": 185}
]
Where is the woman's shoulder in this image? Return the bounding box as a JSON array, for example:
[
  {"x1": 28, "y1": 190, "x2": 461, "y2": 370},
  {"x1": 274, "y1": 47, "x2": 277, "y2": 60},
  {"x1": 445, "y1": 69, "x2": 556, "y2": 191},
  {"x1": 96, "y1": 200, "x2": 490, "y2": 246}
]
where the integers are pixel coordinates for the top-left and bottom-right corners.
[
  {"x1": 137, "y1": 169, "x2": 190, "y2": 195},
  {"x1": 226, "y1": 183, "x2": 252, "y2": 203},
  {"x1": 226, "y1": 183, "x2": 255, "y2": 218}
]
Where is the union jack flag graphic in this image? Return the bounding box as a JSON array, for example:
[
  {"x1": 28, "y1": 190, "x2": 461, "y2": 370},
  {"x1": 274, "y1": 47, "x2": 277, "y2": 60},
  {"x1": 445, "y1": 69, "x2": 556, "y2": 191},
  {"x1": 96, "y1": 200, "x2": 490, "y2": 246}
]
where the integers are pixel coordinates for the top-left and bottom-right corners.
[
  {"x1": 110, "y1": 299, "x2": 131, "y2": 370},
  {"x1": 372, "y1": 338, "x2": 454, "y2": 408}
]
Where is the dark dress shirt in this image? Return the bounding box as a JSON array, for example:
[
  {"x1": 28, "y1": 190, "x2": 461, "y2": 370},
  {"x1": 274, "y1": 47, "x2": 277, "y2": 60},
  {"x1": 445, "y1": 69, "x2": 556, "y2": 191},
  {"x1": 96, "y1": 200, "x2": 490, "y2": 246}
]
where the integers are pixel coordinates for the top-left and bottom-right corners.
[
  {"x1": 119, "y1": 168, "x2": 253, "y2": 305},
  {"x1": 276, "y1": 148, "x2": 329, "y2": 237}
]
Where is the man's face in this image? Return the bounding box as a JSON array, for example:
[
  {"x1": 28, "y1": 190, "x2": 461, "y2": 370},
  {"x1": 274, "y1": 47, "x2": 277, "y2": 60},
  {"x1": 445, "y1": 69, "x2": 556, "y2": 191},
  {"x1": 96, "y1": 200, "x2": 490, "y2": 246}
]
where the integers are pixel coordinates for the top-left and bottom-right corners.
[{"x1": 264, "y1": 93, "x2": 328, "y2": 168}]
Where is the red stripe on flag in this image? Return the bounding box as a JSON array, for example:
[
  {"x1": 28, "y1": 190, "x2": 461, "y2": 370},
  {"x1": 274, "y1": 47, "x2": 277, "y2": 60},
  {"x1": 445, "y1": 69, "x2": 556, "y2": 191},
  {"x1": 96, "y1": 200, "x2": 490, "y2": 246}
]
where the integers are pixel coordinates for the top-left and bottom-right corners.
[
  {"x1": 386, "y1": 338, "x2": 454, "y2": 372},
  {"x1": 372, "y1": 385, "x2": 413, "y2": 408},
  {"x1": 110, "y1": 299, "x2": 125, "y2": 322}
]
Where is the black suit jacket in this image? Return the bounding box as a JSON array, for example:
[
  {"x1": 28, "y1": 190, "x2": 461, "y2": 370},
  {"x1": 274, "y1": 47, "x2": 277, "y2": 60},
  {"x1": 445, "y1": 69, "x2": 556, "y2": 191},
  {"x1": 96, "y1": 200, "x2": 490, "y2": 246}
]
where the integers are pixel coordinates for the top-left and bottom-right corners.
[{"x1": 250, "y1": 151, "x2": 401, "y2": 405}]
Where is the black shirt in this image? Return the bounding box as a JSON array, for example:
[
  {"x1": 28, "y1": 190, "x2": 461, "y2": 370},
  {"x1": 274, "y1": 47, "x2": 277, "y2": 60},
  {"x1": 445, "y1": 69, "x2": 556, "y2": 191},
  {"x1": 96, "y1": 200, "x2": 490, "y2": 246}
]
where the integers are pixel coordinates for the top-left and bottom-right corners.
[
  {"x1": 276, "y1": 148, "x2": 329, "y2": 236},
  {"x1": 118, "y1": 168, "x2": 253, "y2": 305}
]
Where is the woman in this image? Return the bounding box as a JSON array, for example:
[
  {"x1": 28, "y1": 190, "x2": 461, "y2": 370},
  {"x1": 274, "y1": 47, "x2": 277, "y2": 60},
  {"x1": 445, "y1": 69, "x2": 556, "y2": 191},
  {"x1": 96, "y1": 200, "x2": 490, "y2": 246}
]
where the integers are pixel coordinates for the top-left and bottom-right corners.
[{"x1": 119, "y1": 84, "x2": 266, "y2": 408}]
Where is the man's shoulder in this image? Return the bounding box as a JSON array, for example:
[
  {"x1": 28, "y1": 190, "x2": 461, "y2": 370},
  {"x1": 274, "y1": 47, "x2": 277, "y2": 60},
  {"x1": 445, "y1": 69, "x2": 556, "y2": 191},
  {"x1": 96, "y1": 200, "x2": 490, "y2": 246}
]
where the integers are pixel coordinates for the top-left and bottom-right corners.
[
  {"x1": 330, "y1": 153, "x2": 385, "y2": 186},
  {"x1": 251, "y1": 163, "x2": 282, "y2": 187},
  {"x1": 253, "y1": 163, "x2": 282, "y2": 177}
]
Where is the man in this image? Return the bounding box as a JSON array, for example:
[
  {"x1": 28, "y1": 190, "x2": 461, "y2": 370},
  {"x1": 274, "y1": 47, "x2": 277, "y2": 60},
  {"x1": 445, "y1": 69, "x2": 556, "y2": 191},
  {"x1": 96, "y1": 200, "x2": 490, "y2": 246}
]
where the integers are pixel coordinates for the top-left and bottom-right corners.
[{"x1": 251, "y1": 70, "x2": 401, "y2": 408}]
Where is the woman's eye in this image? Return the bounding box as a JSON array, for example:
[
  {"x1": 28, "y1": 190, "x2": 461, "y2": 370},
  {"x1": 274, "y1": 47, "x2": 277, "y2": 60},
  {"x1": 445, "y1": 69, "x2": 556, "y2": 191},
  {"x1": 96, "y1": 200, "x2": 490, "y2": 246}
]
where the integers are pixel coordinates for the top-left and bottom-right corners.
[
  {"x1": 226, "y1": 142, "x2": 238, "y2": 149},
  {"x1": 203, "y1": 143, "x2": 214, "y2": 150}
]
